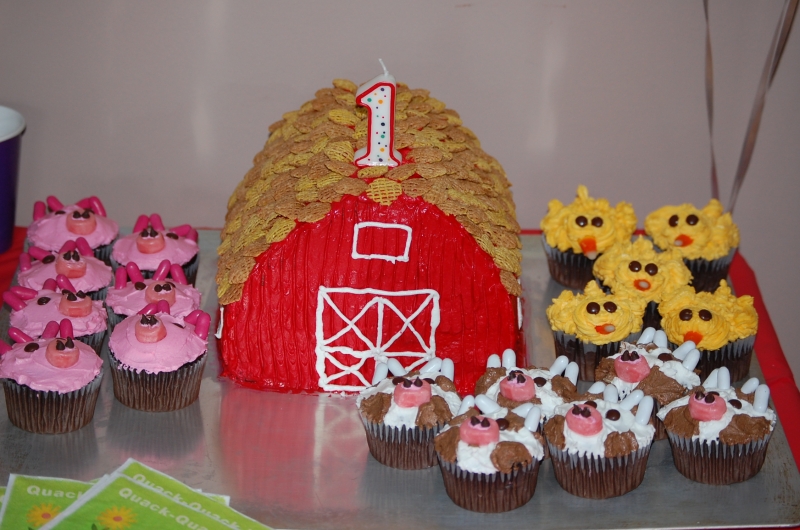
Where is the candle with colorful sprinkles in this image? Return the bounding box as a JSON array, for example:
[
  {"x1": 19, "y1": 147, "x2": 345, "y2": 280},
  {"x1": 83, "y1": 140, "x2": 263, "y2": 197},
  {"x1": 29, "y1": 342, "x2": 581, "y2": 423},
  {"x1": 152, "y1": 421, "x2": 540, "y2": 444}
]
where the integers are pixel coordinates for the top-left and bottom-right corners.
[{"x1": 354, "y1": 60, "x2": 402, "y2": 168}]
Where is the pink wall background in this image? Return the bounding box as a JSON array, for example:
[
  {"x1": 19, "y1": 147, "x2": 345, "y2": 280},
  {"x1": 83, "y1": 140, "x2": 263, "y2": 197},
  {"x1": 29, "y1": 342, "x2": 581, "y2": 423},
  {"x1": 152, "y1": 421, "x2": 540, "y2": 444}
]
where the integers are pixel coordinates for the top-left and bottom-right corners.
[{"x1": 1, "y1": 1, "x2": 798, "y2": 381}]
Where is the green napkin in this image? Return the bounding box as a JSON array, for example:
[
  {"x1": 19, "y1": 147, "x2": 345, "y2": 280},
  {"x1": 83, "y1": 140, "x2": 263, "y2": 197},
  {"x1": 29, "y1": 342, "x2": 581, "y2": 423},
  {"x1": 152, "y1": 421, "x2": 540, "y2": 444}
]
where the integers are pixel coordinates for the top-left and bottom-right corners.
[{"x1": 0, "y1": 475, "x2": 92, "y2": 529}]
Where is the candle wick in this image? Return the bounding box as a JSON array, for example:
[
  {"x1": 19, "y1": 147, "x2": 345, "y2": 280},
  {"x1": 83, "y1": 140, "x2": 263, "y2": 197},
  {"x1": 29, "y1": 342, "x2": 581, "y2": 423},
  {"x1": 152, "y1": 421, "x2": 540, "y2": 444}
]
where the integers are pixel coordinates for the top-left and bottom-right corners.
[{"x1": 379, "y1": 58, "x2": 389, "y2": 76}]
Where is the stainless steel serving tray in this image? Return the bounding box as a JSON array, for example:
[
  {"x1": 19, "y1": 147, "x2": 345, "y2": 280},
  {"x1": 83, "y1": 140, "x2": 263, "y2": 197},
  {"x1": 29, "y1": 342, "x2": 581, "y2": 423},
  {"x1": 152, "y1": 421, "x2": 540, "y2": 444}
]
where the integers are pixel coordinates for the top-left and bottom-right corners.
[{"x1": 1, "y1": 232, "x2": 798, "y2": 530}]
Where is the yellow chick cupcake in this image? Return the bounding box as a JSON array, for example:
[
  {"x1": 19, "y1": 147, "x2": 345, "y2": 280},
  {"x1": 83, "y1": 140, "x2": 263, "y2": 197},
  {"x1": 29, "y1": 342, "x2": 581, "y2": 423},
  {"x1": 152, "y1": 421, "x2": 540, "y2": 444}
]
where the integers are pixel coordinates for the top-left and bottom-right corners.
[
  {"x1": 593, "y1": 237, "x2": 693, "y2": 329},
  {"x1": 658, "y1": 280, "x2": 758, "y2": 382},
  {"x1": 541, "y1": 186, "x2": 637, "y2": 290},
  {"x1": 644, "y1": 199, "x2": 739, "y2": 293},
  {"x1": 546, "y1": 281, "x2": 647, "y2": 381}
]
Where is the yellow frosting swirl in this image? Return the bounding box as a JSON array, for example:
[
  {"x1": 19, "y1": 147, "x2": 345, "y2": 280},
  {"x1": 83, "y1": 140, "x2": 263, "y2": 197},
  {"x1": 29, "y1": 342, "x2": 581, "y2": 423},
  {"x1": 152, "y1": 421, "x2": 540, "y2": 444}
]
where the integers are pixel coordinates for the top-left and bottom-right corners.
[
  {"x1": 644, "y1": 199, "x2": 739, "y2": 261},
  {"x1": 659, "y1": 280, "x2": 758, "y2": 351},
  {"x1": 546, "y1": 281, "x2": 647, "y2": 344},
  {"x1": 540, "y1": 185, "x2": 637, "y2": 256},
  {"x1": 593, "y1": 237, "x2": 693, "y2": 303}
]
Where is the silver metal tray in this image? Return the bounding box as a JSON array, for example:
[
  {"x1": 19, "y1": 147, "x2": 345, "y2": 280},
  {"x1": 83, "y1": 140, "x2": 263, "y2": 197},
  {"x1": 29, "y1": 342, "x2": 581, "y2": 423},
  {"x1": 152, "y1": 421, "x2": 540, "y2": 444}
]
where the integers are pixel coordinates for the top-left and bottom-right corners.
[{"x1": 1, "y1": 233, "x2": 799, "y2": 529}]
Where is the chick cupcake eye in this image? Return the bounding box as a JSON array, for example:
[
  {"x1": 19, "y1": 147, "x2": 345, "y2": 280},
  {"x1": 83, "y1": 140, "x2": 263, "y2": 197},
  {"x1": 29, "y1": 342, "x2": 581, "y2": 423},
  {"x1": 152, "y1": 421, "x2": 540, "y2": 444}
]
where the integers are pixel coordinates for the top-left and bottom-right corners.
[
  {"x1": 645, "y1": 263, "x2": 658, "y2": 276},
  {"x1": 679, "y1": 308, "x2": 693, "y2": 321},
  {"x1": 586, "y1": 302, "x2": 600, "y2": 314},
  {"x1": 591, "y1": 217, "x2": 603, "y2": 227},
  {"x1": 628, "y1": 260, "x2": 641, "y2": 272},
  {"x1": 575, "y1": 216, "x2": 588, "y2": 227},
  {"x1": 603, "y1": 301, "x2": 617, "y2": 313},
  {"x1": 686, "y1": 214, "x2": 699, "y2": 226},
  {"x1": 669, "y1": 214, "x2": 679, "y2": 227},
  {"x1": 699, "y1": 309, "x2": 712, "y2": 321}
]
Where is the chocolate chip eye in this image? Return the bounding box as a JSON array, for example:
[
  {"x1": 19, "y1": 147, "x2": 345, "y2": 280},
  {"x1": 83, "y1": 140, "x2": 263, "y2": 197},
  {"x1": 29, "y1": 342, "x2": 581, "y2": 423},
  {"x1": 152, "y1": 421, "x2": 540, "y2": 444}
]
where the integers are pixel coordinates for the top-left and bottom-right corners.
[
  {"x1": 668, "y1": 214, "x2": 679, "y2": 227},
  {"x1": 658, "y1": 353, "x2": 674, "y2": 362},
  {"x1": 496, "y1": 418, "x2": 509, "y2": 431},
  {"x1": 605, "y1": 409, "x2": 621, "y2": 421},
  {"x1": 729, "y1": 399, "x2": 742, "y2": 409},
  {"x1": 37, "y1": 297, "x2": 50, "y2": 305},
  {"x1": 24, "y1": 343, "x2": 39, "y2": 352},
  {"x1": 586, "y1": 302, "x2": 600, "y2": 314},
  {"x1": 55, "y1": 210, "x2": 65, "y2": 215},
  {"x1": 628, "y1": 260, "x2": 642, "y2": 272},
  {"x1": 591, "y1": 216, "x2": 603, "y2": 227},
  {"x1": 575, "y1": 215, "x2": 588, "y2": 227},
  {"x1": 42, "y1": 255, "x2": 55, "y2": 264},
  {"x1": 72, "y1": 211, "x2": 82, "y2": 219},
  {"x1": 679, "y1": 309, "x2": 693, "y2": 321},
  {"x1": 134, "y1": 282, "x2": 146, "y2": 291},
  {"x1": 686, "y1": 214, "x2": 699, "y2": 226},
  {"x1": 470, "y1": 416, "x2": 481, "y2": 425},
  {"x1": 533, "y1": 377, "x2": 547, "y2": 387},
  {"x1": 584, "y1": 400, "x2": 597, "y2": 408},
  {"x1": 699, "y1": 309, "x2": 712, "y2": 321},
  {"x1": 392, "y1": 377, "x2": 405, "y2": 385},
  {"x1": 167, "y1": 232, "x2": 179, "y2": 239},
  {"x1": 645, "y1": 263, "x2": 658, "y2": 276},
  {"x1": 603, "y1": 301, "x2": 617, "y2": 313}
]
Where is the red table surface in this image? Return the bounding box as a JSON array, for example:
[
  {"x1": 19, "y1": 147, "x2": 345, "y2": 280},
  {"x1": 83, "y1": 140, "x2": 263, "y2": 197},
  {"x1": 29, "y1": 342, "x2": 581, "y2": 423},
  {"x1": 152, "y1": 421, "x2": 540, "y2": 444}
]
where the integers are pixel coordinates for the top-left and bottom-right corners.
[{"x1": 2, "y1": 226, "x2": 799, "y2": 529}]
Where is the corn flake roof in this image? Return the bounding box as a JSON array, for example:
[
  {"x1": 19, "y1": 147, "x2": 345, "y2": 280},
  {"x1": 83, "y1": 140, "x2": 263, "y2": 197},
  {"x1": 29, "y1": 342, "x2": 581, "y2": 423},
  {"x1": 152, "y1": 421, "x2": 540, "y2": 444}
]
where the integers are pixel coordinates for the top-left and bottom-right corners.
[{"x1": 217, "y1": 79, "x2": 521, "y2": 305}]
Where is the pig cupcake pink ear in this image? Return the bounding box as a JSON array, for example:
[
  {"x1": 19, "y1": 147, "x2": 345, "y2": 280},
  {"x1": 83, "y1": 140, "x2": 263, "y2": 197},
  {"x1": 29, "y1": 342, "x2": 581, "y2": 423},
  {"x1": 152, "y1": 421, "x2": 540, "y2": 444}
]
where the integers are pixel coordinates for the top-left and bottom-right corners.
[
  {"x1": 59, "y1": 319, "x2": 74, "y2": 339},
  {"x1": 28, "y1": 246, "x2": 52, "y2": 262},
  {"x1": 42, "y1": 278, "x2": 58, "y2": 291},
  {"x1": 138, "y1": 303, "x2": 158, "y2": 315},
  {"x1": 169, "y1": 264, "x2": 188, "y2": 285},
  {"x1": 56, "y1": 275, "x2": 78, "y2": 293},
  {"x1": 75, "y1": 237, "x2": 94, "y2": 256},
  {"x1": 171, "y1": 224, "x2": 191, "y2": 237},
  {"x1": 187, "y1": 229, "x2": 198, "y2": 242},
  {"x1": 19, "y1": 253, "x2": 32, "y2": 272},
  {"x1": 58, "y1": 240, "x2": 77, "y2": 254},
  {"x1": 33, "y1": 201, "x2": 47, "y2": 221},
  {"x1": 149, "y1": 214, "x2": 166, "y2": 232},
  {"x1": 2, "y1": 291, "x2": 27, "y2": 311},
  {"x1": 77, "y1": 196, "x2": 106, "y2": 217},
  {"x1": 153, "y1": 260, "x2": 171, "y2": 280},
  {"x1": 126, "y1": 262, "x2": 145, "y2": 283},
  {"x1": 42, "y1": 321, "x2": 61, "y2": 339},
  {"x1": 46, "y1": 196, "x2": 64, "y2": 212},
  {"x1": 11, "y1": 286, "x2": 38, "y2": 300},
  {"x1": 8, "y1": 327, "x2": 34, "y2": 344},
  {"x1": 114, "y1": 267, "x2": 129, "y2": 289},
  {"x1": 133, "y1": 215, "x2": 150, "y2": 233},
  {"x1": 185, "y1": 310, "x2": 211, "y2": 340}
]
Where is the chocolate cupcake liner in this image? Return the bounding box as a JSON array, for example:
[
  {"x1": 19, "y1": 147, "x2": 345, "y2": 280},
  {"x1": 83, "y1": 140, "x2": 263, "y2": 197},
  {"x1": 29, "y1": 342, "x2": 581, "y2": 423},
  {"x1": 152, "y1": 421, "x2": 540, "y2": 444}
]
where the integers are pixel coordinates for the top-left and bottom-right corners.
[
  {"x1": 548, "y1": 442, "x2": 651, "y2": 499},
  {"x1": 93, "y1": 239, "x2": 116, "y2": 267},
  {"x1": 669, "y1": 335, "x2": 755, "y2": 383},
  {"x1": 2, "y1": 372, "x2": 103, "y2": 434},
  {"x1": 437, "y1": 456, "x2": 540, "y2": 513},
  {"x1": 684, "y1": 248, "x2": 736, "y2": 293},
  {"x1": 666, "y1": 430, "x2": 772, "y2": 485},
  {"x1": 108, "y1": 349, "x2": 207, "y2": 412},
  {"x1": 360, "y1": 416, "x2": 442, "y2": 469},
  {"x1": 111, "y1": 253, "x2": 198, "y2": 286},
  {"x1": 75, "y1": 329, "x2": 107, "y2": 355},
  {"x1": 642, "y1": 301, "x2": 662, "y2": 330},
  {"x1": 553, "y1": 330, "x2": 641, "y2": 382},
  {"x1": 88, "y1": 286, "x2": 108, "y2": 301},
  {"x1": 106, "y1": 307, "x2": 127, "y2": 333},
  {"x1": 542, "y1": 238, "x2": 596, "y2": 290}
]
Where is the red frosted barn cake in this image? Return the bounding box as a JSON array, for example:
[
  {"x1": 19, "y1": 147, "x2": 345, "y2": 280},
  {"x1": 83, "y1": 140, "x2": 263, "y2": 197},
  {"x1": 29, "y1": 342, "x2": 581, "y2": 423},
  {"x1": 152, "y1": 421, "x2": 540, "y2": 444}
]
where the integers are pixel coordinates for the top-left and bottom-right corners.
[{"x1": 216, "y1": 74, "x2": 524, "y2": 394}]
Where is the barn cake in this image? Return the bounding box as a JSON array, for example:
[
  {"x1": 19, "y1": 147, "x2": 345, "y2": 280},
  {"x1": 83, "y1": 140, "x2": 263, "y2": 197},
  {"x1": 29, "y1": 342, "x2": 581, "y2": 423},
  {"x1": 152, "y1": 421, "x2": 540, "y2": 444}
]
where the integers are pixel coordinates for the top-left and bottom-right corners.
[{"x1": 216, "y1": 74, "x2": 524, "y2": 394}]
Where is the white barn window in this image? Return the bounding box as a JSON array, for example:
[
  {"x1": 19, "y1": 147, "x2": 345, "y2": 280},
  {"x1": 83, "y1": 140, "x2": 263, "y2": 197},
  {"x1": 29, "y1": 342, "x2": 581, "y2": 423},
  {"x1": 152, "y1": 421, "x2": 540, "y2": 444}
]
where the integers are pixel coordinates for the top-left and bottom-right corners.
[{"x1": 351, "y1": 222, "x2": 412, "y2": 264}]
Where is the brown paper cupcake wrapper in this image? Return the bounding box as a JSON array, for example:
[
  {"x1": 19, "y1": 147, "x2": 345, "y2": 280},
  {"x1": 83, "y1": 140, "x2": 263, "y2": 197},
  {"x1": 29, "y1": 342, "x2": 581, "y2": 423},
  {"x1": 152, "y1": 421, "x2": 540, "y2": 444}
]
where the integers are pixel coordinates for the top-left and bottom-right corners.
[
  {"x1": 642, "y1": 301, "x2": 662, "y2": 330},
  {"x1": 106, "y1": 307, "x2": 127, "y2": 333},
  {"x1": 108, "y1": 349, "x2": 206, "y2": 412},
  {"x1": 93, "y1": 240, "x2": 116, "y2": 267},
  {"x1": 553, "y1": 330, "x2": 641, "y2": 382},
  {"x1": 666, "y1": 430, "x2": 772, "y2": 484},
  {"x1": 669, "y1": 335, "x2": 755, "y2": 383},
  {"x1": 2, "y1": 372, "x2": 103, "y2": 434},
  {"x1": 542, "y1": 238, "x2": 596, "y2": 290},
  {"x1": 437, "y1": 456, "x2": 540, "y2": 513},
  {"x1": 548, "y1": 442, "x2": 651, "y2": 499},
  {"x1": 684, "y1": 248, "x2": 736, "y2": 293},
  {"x1": 75, "y1": 329, "x2": 107, "y2": 355},
  {"x1": 88, "y1": 286, "x2": 108, "y2": 301},
  {"x1": 360, "y1": 416, "x2": 442, "y2": 469},
  {"x1": 111, "y1": 253, "x2": 198, "y2": 286}
]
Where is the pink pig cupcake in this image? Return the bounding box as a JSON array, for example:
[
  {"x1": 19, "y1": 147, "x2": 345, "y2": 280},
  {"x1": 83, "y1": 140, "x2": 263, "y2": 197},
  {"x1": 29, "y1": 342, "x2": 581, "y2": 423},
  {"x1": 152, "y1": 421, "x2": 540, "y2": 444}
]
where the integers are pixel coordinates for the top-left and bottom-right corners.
[
  {"x1": 111, "y1": 214, "x2": 199, "y2": 285},
  {"x1": 108, "y1": 301, "x2": 210, "y2": 412},
  {"x1": 17, "y1": 238, "x2": 113, "y2": 300},
  {"x1": 0, "y1": 320, "x2": 103, "y2": 434},
  {"x1": 105, "y1": 260, "x2": 201, "y2": 331},
  {"x1": 27, "y1": 195, "x2": 119, "y2": 265},
  {"x1": 4, "y1": 276, "x2": 108, "y2": 353}
]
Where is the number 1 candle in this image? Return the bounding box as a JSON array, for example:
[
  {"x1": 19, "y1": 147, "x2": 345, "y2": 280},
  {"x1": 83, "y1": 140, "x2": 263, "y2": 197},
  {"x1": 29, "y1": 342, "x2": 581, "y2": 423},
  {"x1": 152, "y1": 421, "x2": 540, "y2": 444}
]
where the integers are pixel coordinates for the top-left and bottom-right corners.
[{"x1": 354, "y1": 60, "x2": 402, "y2": 168}]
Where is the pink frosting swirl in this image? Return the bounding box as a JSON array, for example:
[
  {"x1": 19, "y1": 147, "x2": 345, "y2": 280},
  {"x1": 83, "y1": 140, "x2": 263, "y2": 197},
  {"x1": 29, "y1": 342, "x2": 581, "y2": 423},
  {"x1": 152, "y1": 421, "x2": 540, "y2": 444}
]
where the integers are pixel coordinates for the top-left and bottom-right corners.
[
  {"x1": 28, "y1": 204, "x2": 118, "y2": 251},
  {"x1": 0, "y1": 337, "x2": 102, "y2": 393}
]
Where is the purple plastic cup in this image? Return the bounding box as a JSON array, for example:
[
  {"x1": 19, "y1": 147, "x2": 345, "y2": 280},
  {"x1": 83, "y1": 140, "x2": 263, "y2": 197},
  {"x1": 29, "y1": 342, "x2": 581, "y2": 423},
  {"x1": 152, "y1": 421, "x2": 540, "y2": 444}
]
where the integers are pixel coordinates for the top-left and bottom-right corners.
[{"x1": 0, "y1": 106, "x2": 25, "y2": 254}]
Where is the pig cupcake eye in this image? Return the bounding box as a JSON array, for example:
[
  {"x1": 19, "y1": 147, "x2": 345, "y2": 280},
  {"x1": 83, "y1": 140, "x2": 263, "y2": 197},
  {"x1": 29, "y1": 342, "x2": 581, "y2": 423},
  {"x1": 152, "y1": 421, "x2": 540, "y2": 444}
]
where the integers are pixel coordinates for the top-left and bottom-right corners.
[
  {"x1": 628, "y1": 261, "x2": 641, "y2": 272},
  {"x1": 37, "y1": 297, "x2": 50, "y2": 305},
  {"x1": 166, "y1": 233, "x2": 179, "y2": 240},
  {"x1": 603, "y1": 301, "x2": 617, "y2": 313},
  {"x1": 591, "y1": 217, "x2": 603, "y2": 227},
  {"x1": 586, "y1": 302, "x2": 600, "y2": 314},
  {"x1": 42, "y1": 255, "x2": 55, "y2": 264},
  {"x1": 575, "y1": 216, "x2": 588, "y2": 227},
  {"x1": 668, "y1": 214, "x2": 679, "y2": 227},
  {"x1": 686, "y1": 214, "x2": 699, "y2": 225},
  {"x1": 645, "y1": 263, "x2": 658, "y2": 276},
  {"x1": 679, "y1": 309, "x2": 693, "y2": 321},
  {"x1": 699, "y1": 309, "x2": 712, "y2": 321},
  {"x1": 24, "y1": 343, "x2": 39, "y2": 352}
]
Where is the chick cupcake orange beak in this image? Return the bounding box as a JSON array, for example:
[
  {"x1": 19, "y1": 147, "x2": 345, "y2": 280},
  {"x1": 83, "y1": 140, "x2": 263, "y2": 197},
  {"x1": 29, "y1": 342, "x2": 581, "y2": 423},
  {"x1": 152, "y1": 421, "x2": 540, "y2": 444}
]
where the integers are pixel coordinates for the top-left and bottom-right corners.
[
  {"x1": 683, "y1": 330, "x2": 703, "y2": 345},
  {"x1": 579, "y1": 237, "x2": 598, "y2": 260},
  {"x1": 633, "y1": 279, "x2": 651, "y2": 291},
  {"x1": 674, "y1": 234, "x2": 694, "y2": 247}
]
